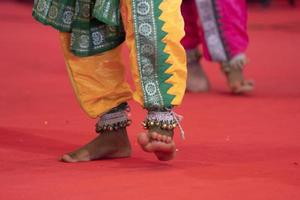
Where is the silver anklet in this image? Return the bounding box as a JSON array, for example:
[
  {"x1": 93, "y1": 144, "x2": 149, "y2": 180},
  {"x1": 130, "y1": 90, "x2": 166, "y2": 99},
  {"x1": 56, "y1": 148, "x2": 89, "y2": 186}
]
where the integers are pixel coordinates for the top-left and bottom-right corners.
[
  {"x1": 95, "y1": 104, "x2": 131, "y2": 133},
  {"x1": 142, "y1": 111, "x2": 185, "y2": 139}
]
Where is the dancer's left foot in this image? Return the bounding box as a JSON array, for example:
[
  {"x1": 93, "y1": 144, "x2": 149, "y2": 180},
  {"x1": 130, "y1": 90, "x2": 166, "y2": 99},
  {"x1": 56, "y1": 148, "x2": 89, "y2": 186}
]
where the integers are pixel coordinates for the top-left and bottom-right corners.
[
  {"x1": 138, "y1": 127, "x2": 176, "y2": 161},
  {"x1": 222, "y1": 54, "x2": 254, "y2": 94}
]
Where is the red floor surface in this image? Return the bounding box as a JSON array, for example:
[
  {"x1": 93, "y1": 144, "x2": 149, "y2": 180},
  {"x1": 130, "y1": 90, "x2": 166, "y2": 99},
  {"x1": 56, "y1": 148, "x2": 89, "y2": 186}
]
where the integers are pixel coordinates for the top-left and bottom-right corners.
[{"x1": 1, "y1": 2, "x2": 300, "y2": 200}]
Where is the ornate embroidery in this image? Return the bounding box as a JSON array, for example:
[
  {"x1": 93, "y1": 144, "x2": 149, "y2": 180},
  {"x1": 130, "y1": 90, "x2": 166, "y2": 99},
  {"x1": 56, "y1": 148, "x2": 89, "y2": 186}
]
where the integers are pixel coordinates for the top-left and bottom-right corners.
[
  {"x1": 93, "y1": 0, "x2": 121, "y2": 26},
  {"x1": 37, "y1": 0, "x2": 47, "y2": 12},
  {"x1": 48, "y1": 5, "x2": 58, "y2": 19},
  {"x1": 141, "y1": 44, "x2": 154, "y2": 55},
  {"x1": 32, "y1": 0, "x2": 125, "y2": 56},
  {"x1": 92, "y1": 31, "x2": 104, "y2": 45},
  {"x1": 132, "y1": 0, "x2": 165, "y2": 108},
  {"x1": 137, "y1": 2, "x2": 150, "y2": 15},
  {"x1": 63, "y1": 10, "x2": 73, "y2": 25},
  {"x1": 195, "y1": 0, "x2": 228, "y2": 61}
]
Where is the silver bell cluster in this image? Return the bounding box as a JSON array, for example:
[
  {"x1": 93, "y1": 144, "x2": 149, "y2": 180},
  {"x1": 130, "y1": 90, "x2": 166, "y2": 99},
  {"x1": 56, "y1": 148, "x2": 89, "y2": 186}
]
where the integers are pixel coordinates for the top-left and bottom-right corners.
[
  {"x1": 142, "y1": 111, "x2": 179, "y2": 131},
  {"x1": 95, "y1": 106, "x2": 131, "y2": 133},
  {"x1": 96, "y1": 119, "x2": 131, "y2": 133},
  {"x1": 142, "y1": 119, "x2": 177, "y2": 130}
]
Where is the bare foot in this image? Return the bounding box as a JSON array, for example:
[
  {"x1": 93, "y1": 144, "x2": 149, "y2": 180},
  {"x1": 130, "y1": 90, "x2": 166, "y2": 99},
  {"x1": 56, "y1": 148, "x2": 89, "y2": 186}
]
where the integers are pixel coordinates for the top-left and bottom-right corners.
[
  {"x1": 137, "y1": 127, "x2": 176, "y2": 161},
  {"x1": 186, "y1": 61, "x2": 210, "y2": 93},
  {"x1": 186, "y1": 49, "x2": 210, "y2": 93},
  {"x1": 222, "y1": 56, "x2": 254, "y2": 94},
  {"x1": 60, "y1": 128, "x2": 131, "y2": 163}
]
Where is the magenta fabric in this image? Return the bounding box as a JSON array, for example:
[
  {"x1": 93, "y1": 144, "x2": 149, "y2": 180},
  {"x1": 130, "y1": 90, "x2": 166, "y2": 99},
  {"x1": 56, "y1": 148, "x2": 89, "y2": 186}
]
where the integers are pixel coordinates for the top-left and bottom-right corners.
[
  {"x1": 181, "y1": 0, "x2": 249, "y2": 61},
  {"x1": 212, "y1": 0, "x2": 249, "y2": 59},
  {"x1": 181, "y1": 0, "x2": 202, "y2": 50}
]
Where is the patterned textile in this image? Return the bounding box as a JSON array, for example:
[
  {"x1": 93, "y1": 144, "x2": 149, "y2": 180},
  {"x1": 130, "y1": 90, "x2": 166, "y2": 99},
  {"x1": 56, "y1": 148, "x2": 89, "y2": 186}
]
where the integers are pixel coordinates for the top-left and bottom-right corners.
[
  {"x1": 131, "y1": 0, "x2": 173, "y2": 108},
  {"x1": 181, "y1": 0, "x2": 249, "y2": 62},
  {"x1": 129, "y1": 0, "x2": 186, "y2": 109},
  {"x1": 33, "y1": 0, "x2": 125, "y2": 56},
  {"x1": 58, "y1": 0, "x2": 186, "y2": 117},
  {"x1": 195, "y1": 0, "x2": 228, "y2": 61}
]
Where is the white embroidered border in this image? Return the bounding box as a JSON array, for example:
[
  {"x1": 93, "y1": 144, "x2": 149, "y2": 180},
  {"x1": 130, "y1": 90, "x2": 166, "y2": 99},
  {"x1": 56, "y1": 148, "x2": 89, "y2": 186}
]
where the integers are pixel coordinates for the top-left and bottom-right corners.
[{"x1": 195, "y1": 0, "x2": 228, "y2": 62}]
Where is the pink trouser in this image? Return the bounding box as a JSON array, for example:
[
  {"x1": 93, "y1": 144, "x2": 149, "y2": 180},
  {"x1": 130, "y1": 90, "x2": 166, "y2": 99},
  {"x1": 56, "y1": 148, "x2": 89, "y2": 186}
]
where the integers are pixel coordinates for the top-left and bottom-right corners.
[{"x1": 181, "y1": 0, "x2": 249, "y2": 62}]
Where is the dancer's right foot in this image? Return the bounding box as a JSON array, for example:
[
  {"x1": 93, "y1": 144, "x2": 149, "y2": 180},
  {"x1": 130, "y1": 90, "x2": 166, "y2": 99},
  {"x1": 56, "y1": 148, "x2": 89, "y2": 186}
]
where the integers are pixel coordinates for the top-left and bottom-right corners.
[
  {"x1": 60, "y1": 128, "x2": 131, "y2": 163},
  {"x1": 137, "y1": 127, "x2": 176, "y2": 161}
]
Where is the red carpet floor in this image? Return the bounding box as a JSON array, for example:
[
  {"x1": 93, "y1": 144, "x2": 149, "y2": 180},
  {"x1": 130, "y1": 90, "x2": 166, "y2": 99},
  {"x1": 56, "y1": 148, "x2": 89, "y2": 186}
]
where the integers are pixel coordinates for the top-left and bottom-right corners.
[{"x1": 0, "y1": 2, "x2": 300, "y2": 200}]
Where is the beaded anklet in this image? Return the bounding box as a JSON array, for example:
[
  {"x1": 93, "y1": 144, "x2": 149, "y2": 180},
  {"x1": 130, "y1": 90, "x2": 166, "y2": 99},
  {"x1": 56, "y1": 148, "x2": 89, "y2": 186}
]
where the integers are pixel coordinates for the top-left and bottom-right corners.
[
  {"x1": 95, "y1": 103, "x2": 131, "y2": 133},
  {"x1": 142, "y1": 110, "x2": 185, "y2": 139}
]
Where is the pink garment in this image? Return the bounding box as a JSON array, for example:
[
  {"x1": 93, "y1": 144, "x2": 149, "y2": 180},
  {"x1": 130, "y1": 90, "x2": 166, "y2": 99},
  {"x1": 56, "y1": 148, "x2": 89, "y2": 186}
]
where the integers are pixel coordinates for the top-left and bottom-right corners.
[
  {"x1": 181, "y1": 0, "x2": 202, "y2": 50},
  {"x1": 181, "y1": 0, "x2": 249, "y2": 62}
]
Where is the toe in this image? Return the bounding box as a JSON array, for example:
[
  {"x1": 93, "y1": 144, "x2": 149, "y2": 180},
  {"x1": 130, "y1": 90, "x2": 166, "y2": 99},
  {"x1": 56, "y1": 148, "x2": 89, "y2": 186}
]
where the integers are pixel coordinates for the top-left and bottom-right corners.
[
  {"x1": 60, "y1": 154, "x2": 78, "y2": 163},
  {"x1": 240, "y1": 84, "x2": 254, "y2": 93},
  {"x1": 154, "y1": 141, "x2": 176, "y2": 161},
  {"x1": 151, "y1": 140, "x2": 175, "y2": 152},
  {"x1": 244, "y1": 79, "x2": 255, "y2": 86},
  {"x1": 156, "y1": 151, "x2": 176, "y2": 161},
  {"x1": 156, "y1": 134, "x2": 163, "y2": 141},
  {"x1": 162, "y1": 135, "x2": 168, "y2": 143},
  {"x1": 137, "y1": 132, "x2": 150, "y2": 147},
  {"x1": 137, "y1": 132, "x2": 155, "y2": 152},
  {"x1": 150, "y1": 132, "x2": 158, "y2": 140},
  {"x1": 166, "y1": 136, "x2": 172, "y2": 144}
]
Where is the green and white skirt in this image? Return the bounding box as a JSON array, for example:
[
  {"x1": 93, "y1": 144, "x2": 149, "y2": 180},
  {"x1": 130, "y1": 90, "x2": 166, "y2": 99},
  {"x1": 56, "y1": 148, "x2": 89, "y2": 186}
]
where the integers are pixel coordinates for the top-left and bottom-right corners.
[{"x1": 32, "y1": 0, "x2": 125, "y2": 56}]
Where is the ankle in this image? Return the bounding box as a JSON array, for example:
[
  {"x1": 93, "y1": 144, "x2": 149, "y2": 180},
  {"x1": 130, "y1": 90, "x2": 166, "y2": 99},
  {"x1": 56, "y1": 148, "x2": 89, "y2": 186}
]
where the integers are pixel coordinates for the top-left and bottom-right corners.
[
  {"x1": 186, "y1": 48, "x2": 202, "y2": 64},
  {"x1": 96, "y1": 103, "x2": 131, "y2": 133},
  {"x1": 142, "y1": 110, "x2": 185, "y2": 139},
  {"x1": 229, "y1": 53, "x2": 247, "y2": 67},
  {"x1": 100, "y1": 128, "x2": 131, "y2": 146}
]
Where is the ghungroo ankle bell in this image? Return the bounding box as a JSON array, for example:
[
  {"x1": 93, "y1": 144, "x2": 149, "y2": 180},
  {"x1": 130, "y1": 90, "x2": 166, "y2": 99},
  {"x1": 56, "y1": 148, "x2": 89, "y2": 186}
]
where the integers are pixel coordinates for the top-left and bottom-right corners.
[
  {"x1": 142, "y1": 110, "x2": 185, "y2": 139},
  {"x1": 95, "y1": 103, "x2": 131, "y2": 133}
]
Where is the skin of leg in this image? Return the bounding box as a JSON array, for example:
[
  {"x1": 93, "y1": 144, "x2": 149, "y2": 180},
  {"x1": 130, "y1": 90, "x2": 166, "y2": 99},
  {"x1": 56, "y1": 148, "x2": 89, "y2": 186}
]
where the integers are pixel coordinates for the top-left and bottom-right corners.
[
  {"x1": 120, "y1": 0, "x2": 186, "y2": 161},
  {"x1": 186, "y1": 48, "x2": 210, "y2": 93},
  {"x1": 59, "y1": 33, "x2": 133, "y2": 162}
]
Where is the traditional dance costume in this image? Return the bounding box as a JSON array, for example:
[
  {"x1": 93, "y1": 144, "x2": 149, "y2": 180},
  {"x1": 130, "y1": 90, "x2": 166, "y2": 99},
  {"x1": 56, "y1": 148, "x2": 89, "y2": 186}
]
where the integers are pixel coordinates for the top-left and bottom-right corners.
[{"x1": 33, "y1": 0, "x2": 186, "y2": 134}]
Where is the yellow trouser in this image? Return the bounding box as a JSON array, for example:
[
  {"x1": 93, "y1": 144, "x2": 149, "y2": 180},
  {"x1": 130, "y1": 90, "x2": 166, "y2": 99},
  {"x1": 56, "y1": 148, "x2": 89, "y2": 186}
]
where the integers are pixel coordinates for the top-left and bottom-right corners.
[{"x1": 60, "y1": 0, "x2": 186, "y2": 118}]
